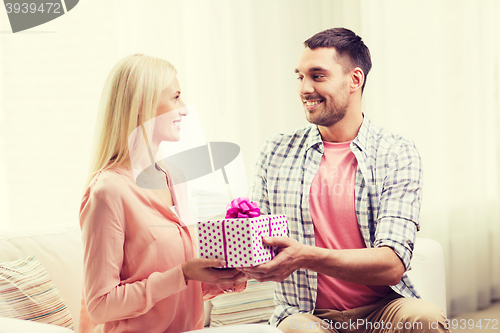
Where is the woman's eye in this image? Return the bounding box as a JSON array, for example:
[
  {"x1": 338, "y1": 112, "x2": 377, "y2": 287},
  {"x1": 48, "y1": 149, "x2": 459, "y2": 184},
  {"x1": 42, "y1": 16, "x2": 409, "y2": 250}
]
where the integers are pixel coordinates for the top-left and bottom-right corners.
[{"x1": 297, "y1": 76, "x2": 303, "y2": 81}]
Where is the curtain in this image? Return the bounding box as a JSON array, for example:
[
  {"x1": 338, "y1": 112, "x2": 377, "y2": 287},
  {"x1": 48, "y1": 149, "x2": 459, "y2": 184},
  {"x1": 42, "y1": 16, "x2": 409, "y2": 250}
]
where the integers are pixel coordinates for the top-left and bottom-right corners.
[
  {"x1": 0, "y1": 0, "x2": 498, "y2": 318},
  {"x1": 0, "y1": 33, "x2": 8, "y2": 225},
  {"x1": 359, "y1": 0, "x2": 500, "y2": 316}
]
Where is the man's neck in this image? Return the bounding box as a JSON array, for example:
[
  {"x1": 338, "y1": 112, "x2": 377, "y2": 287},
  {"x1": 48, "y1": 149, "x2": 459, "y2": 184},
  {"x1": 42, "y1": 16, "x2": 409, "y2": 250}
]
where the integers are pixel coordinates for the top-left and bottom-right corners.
[{"x1": 318, "y1": 111, "x2": 364, "y2": 143}]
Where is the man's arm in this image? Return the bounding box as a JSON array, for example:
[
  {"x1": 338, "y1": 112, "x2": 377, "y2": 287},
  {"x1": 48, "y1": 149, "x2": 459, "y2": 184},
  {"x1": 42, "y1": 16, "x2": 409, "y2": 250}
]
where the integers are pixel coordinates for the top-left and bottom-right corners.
[
  {"x1": 242, "y1": 141, "x2": 421, "y2": 287},
  {"x1": 240, "y1": 236, "x2": 404, "y2": 286},
  {"x1": 373, "y1": 141, "x2": 422, "y2": 271}
]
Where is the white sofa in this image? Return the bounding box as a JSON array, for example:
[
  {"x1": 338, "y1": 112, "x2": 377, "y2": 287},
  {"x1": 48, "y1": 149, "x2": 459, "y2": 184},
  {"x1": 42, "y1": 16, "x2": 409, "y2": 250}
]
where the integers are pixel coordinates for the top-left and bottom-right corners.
[{"x1": 0, "y1": 223, "x2": 446, "y2": 332}]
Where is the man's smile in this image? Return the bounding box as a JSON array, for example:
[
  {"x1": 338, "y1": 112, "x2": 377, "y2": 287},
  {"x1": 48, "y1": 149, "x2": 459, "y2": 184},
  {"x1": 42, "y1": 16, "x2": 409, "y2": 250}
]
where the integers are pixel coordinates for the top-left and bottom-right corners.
[{"x1": 303, "y1": 99, "x2": 324, "y2": 111}]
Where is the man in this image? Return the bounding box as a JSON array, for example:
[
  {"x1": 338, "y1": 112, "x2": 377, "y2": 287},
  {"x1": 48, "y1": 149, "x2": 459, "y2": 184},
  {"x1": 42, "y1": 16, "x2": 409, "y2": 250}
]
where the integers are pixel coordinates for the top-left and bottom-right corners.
[{"x1": 241, "y1": 28, "x2": 448, "y2": 332}]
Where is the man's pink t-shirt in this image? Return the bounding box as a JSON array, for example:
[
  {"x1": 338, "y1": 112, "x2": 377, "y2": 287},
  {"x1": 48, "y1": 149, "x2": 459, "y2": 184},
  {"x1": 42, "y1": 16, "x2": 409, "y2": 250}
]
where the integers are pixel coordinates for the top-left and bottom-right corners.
[{"x1": 309, "y1": 141, "x2": 392, "y2": 311}]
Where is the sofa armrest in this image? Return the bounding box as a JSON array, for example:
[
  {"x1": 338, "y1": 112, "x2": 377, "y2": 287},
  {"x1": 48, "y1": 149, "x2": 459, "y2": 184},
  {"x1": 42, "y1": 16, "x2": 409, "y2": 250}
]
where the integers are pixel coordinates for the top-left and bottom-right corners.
[
  {"x1": 407, "y1": 237, "x2": 447, "y2": 316},
  {"x1": 184, "y1": 323, "x2": 282, "y2": 332},
  {"x1": 0, "y1": 317, "x2": 74, "y2": 333}
]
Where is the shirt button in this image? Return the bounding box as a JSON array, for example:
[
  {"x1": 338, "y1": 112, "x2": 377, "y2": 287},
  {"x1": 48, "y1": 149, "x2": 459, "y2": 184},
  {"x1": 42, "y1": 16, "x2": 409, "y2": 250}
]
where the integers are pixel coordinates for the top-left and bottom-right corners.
[{"x1": 306, "y1": 229, "x2": 312, "y2": 234}]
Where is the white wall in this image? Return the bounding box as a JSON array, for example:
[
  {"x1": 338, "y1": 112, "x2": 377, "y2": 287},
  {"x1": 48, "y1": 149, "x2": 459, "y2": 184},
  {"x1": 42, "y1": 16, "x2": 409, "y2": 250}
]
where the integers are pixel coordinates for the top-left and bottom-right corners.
[
  {"x1": 0, "y1": 0, "x2": 362, "y2": 229},
  {"x1": 0, "y1": 1, "x2": 120, "y2": 228}
]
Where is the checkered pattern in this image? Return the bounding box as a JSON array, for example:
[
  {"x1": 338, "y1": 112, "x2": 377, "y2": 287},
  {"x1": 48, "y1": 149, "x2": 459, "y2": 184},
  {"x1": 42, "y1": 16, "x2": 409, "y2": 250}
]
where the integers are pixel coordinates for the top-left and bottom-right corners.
[{"x1": 250, "y1": 116, "x2": 423, "y2": 326}]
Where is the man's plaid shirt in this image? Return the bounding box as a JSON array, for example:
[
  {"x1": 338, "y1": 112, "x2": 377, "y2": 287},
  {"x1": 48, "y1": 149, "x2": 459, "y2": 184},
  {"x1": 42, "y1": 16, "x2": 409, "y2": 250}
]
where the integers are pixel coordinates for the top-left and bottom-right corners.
[{"x1": 250, "y1": 115, "x2": 423, "y2": 326}]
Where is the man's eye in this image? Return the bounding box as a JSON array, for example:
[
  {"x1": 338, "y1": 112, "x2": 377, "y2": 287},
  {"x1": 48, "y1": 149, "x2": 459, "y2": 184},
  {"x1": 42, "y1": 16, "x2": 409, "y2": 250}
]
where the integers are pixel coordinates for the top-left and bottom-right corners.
[{"x1": 313, "y1": 75, "x2": 324, "y2": 80}]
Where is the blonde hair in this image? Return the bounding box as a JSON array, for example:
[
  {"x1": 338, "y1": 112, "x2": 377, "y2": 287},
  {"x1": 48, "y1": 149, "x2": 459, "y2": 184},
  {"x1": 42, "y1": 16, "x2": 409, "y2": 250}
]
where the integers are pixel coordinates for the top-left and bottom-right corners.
[{"x1": 87, "y1": 54, "x2": 177, "y2": 186}]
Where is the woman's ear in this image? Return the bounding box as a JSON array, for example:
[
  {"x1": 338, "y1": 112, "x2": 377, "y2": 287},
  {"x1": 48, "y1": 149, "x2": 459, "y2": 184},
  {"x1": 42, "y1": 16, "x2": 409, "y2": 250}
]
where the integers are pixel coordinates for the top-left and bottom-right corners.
[
  {"x1": 137, "y1": 107, "x2": 143, "y2": 125},
  {"x1": 350, "y1": 67, "x2": 364, "y2": 93}
]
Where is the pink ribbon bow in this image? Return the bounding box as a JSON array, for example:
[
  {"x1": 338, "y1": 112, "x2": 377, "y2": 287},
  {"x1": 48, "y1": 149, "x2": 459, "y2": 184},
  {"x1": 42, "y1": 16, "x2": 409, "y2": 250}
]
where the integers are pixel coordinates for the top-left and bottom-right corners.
[{"x1": 225, "y1": 197, "x2": 260, "y2": 218}]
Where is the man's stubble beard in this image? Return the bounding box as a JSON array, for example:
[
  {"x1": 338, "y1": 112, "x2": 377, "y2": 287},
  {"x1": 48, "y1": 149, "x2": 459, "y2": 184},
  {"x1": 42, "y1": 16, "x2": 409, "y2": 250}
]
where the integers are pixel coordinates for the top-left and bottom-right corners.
[{"x1": 305, "y1": 99, "x2": 348, "y2": 127}]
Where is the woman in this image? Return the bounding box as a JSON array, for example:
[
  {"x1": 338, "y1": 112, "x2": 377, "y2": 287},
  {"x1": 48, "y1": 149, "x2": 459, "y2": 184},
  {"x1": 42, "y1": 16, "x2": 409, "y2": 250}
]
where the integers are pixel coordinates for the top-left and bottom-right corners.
[{"x1": 79, "y1": 54, "x2": 245, "y2": 333}]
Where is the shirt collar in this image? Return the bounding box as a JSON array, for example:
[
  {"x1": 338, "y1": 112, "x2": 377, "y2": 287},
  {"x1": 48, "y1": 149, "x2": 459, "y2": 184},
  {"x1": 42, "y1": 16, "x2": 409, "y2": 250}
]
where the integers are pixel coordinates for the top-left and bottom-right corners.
[
  {"x1": 305, "y1": 124, "x2": 324, "y2": 153},
  {"x1": 351, "y1": 114, "x2": 372, "y2": 153},
  {"x1": 305, "y1": 114, "x2": 373, "y2": 153}
]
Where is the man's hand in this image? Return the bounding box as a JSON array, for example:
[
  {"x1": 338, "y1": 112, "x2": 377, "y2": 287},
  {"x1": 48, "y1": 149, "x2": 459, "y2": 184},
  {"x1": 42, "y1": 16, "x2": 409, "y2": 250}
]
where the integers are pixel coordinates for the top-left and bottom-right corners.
[
  {"x1": 239, "y1": 238, "x2": 405, "y2": 286},
  {"x1": 239, "y1": 236, "x2": 306, "y2": 282}
]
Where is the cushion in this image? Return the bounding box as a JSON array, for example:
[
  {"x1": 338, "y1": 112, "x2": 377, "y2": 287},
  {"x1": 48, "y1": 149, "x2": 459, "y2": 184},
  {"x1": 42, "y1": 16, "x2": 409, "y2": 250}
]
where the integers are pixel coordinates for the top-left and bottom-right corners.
[
  {"x1": 0, "y1": 223, "x2": 83, "y2": 328},
  {"x1": 0, "y1": 255, "x2": 74, "y2": 329},
  {"x1": 210, "y1": 280, "x2": 275, "y2": 327}
]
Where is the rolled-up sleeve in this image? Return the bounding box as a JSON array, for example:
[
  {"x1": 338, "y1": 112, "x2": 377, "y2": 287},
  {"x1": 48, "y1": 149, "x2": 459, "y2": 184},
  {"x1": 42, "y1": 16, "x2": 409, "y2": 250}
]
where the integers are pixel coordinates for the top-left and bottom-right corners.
[{"x1": 375, "y1": 142, "x2": 422, "y2": 270}]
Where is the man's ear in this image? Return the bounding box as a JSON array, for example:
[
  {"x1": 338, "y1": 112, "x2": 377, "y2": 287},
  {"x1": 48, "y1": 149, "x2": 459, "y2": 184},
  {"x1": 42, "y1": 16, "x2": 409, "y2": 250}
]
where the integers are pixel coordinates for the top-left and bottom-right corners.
[{"x1": 350, "y1": 67, "x2": 364, "y2": 93}]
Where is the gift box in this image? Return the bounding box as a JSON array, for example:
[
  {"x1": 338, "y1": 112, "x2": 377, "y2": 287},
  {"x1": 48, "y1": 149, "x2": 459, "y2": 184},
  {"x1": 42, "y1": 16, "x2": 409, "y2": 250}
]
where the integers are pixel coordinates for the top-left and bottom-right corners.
[{"x1": 197, "y1": 213, "x2": 288, "y2": 268}]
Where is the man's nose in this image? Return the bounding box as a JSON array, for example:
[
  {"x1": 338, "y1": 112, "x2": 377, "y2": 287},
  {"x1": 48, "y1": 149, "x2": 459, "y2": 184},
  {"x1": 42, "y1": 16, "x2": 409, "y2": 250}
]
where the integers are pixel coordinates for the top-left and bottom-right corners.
[{"x1": 299, "y1": 78, "x2": 314, "y2": 96}]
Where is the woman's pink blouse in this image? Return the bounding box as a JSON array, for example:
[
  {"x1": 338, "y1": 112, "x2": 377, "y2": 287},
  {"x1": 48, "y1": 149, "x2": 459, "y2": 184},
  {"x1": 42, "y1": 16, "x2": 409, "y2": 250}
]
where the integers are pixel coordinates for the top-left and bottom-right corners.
[{"x1": 79, "y1": 167, "x2": 212, "y2": 333}]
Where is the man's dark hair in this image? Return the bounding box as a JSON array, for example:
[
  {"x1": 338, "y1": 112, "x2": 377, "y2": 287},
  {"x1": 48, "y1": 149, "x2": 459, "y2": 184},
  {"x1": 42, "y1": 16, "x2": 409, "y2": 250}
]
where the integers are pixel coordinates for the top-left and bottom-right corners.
[{"x1": 304, "y1": 28, "x2": 372, "y2": 92}]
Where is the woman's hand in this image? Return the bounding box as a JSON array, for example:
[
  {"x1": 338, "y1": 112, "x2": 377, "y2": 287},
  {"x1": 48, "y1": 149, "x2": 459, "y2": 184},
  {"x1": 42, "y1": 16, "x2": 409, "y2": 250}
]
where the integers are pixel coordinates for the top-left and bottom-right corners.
[{"x1": 182, "y1": 258, "x2": 247, "y2": 285}]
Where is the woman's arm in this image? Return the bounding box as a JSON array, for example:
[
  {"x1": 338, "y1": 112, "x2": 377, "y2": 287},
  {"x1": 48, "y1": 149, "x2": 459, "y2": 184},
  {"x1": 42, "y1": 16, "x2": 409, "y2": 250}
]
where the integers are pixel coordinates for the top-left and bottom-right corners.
[
  {"x1": 81, "y1": 190, "x2": 244, "y2": 324},
  {"x1": 80, "y1": 191, "x2": 191, "y2": 324}
]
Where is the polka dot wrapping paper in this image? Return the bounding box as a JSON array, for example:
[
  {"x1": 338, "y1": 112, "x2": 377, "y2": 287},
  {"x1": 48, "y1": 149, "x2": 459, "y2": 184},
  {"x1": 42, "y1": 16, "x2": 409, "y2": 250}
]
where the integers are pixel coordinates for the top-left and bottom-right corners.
[{"x1": 197, "y1": 215, "x2": 288, "y2": 267}]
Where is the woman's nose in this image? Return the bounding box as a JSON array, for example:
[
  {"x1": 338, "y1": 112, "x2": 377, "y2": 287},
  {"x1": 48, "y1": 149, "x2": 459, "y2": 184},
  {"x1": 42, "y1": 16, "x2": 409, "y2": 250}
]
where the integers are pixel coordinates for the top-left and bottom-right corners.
[{"x1": 179, "y1": 102, "x2": 189, "y2": 116}]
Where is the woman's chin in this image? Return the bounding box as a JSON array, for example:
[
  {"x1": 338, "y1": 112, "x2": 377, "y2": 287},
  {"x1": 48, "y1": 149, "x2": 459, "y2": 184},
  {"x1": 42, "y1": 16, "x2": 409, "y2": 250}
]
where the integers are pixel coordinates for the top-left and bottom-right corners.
[
  {"x1": 170, "y1": 133, "x2": 181, "y2": 142},
  {"x1": 157, "y1": 133, "x2": 181, "y2": 142}
]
